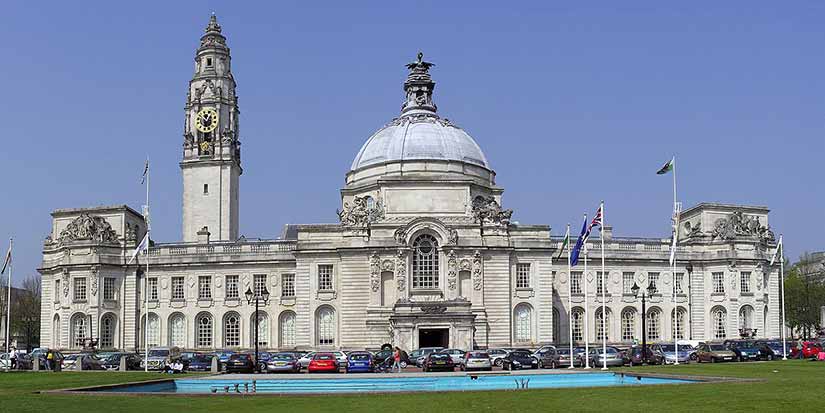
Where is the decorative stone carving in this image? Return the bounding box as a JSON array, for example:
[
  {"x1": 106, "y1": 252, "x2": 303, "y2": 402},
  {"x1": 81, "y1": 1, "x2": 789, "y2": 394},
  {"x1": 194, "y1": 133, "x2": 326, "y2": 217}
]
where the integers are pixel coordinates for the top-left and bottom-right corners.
[
  {"x1": 420, "y1": 305, "x2": 448, "y2": 314},
  {"x1": 90, "y1": 266, "x2": 99, "y2": 296},
  {"x1": 381, "y1": 259, "x2": 395, "y2": 272},
  {"x1": 446, "y1": 228, "x2": 459, "y2": 246},
  {"x1": 62, "y1": 268, "x2": 70, "y2": 297},
  {"x1": 459, "y1": 259, "x2": 472, "y2": 272},
  {"x1": 337, "y1": 196, "x2": 384, "y2": 228},
  {"x1": 58, "y1": 213, "x2": 119, "y2": 245},
  {"x1": 472, "y1": 251, "x2": 483, "y2": 291},
  {"x1": 471, "y1": 196, "x2": 513, "y2": 227},
  {"x1": 711, "y1": 210, "x2": 775, "y2": 242},
  {"x1": 125, "y1": 224, "x2": 138, "y2": 243},
  {"x1": 447, "y1": 250, "x2": 458, "y2": 290},
  {"x1": 44, "y1": 234, "x2": 54, "y2": 246},
  {"x1": 396, "y1": 250, "x2": 407, "y2": 292},
  {"x1": 370, "y1": 252, "x2": 381, "y2": 292},
  {"x1": 394, "y1": 227, "x2": 407, "y2": 245},
  {"x1": 683, "y1": 221, "x2": 702, "y2": 238}
]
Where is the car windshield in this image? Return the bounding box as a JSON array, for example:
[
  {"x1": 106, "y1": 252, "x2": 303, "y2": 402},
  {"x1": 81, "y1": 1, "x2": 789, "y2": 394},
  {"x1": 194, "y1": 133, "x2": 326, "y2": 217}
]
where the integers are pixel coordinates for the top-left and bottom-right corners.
[
  {"x1": 148, "y1": 350, "x2": 169, "y2": 357},
  {"x1": 709, "y1": 344, "x2": 727, "y2": 351},
  {"x1": 734, "y1": 341, "x2": 755, "y2": 348},
  {"x1": 763, "y1": 341, "x2": 782, "y2": 348},
  {"x1": 315, "y1": 354, "x2": 334, "y2": 360},
  {"x1": 103, "y1": 354, "x2": 121, "y2": 362},
  {"x1": 430, "y1": 354, "x2": 450, "y2": 360},
  {"x1": 350, "y1": 353, "x2": 371, "y2": 361},
  {"x1": 557, "y1": 349, "x2": 571, "y2": 355},
  {"x1": 192, "y1": 355, "x2": 211, "y2": 362},
  {"x1": 511, "y1": 351, "x2": 531, "y2": 358},
  {"x1": 229, "y1": 354, "x2": 247, "y2": 360},
  {"x1": 659, "y1": 345, "x2": 677, "y2": 352},
  {"x1": 468, "y1": 352, "x2": 489, "y2": 358},
  {"x1": 272, "y1": 354, "x2": 294, "y2": 360}
]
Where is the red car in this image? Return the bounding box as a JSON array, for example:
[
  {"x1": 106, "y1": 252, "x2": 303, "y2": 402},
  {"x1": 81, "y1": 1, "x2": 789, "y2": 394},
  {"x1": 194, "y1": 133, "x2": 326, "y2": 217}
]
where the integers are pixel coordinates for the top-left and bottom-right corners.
[
  {"x1": 308, "y1": 353, "x2": 340, "y2": 373},
  {"x1": 790, "y1": 341, "x2": 822, "y2": 359}
]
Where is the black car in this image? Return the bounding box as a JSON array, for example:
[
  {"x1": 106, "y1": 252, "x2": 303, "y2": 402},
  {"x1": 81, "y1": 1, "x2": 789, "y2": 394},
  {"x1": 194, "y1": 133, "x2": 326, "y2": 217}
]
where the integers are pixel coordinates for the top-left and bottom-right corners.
[
  {"x1": 501, "y1": 350, "x2": 538, "y2": 370},
  {"x1": 101, "y1": 353, "x2": 142, "y2": 370},
  {"x1": 186, "y1": 354, "x2": 216, "y2": 372},
  {"x1": 224, "y1": 353, "x2": 255, "y2": 373},
  {"x1": 626, "y1": 346, "x2": 664, "y2": 365},
  {"x1": 536, "y1": 347, "x2": 560, "y2": 369},
  {"x1": 755, "y1": 340, "x2": 787, "y2": 360},
  {"x1": 723, "y1": 340, "x2": 761, "y2": 362}
]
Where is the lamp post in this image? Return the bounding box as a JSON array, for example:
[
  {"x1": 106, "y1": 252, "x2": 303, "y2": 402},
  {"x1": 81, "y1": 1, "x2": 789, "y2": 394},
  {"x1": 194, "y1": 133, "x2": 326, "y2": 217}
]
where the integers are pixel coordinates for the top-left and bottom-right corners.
[
  {"x1": 245, "y1": 286, "x2": 270, "y2": 373},
  {"x1": 631, "y1": 281, "x2": 656, "y2": 364},
  {"x1": 685, "y1": 262, "x2": 693, "y2": 340}
]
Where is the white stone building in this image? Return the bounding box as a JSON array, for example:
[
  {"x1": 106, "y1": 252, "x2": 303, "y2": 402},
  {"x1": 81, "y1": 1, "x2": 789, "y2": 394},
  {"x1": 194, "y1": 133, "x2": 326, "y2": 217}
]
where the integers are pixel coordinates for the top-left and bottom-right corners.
[{"x1": 39, "y1": 16, "x2": 782, "y2": 353}]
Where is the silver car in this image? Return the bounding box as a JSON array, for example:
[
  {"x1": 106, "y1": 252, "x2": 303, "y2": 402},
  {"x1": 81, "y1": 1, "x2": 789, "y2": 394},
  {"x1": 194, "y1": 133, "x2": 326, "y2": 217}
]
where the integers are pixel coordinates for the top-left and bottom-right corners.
[
  {"x1": 439, "y1": 348, "x2": 466, "y2": 365},
  {"x1": 460, "y1": 351, "x2": 492, "y2": 371},
  {"x1": 588, "y1": 346, "x2": 624, "y2": 368},
  {"x1": 487, "y1": 348, "x2": 510, "y2": 367}
]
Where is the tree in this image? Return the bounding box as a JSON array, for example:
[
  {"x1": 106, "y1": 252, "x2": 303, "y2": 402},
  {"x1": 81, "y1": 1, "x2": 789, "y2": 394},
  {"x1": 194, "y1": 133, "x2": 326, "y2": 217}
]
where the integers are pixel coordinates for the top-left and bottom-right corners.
[
  {"x1": 11, "y1": 276, "x2": 40, "y2": 351},
  {"x1": 784, "y1": 253, "x2": 825, "y2": 339}
]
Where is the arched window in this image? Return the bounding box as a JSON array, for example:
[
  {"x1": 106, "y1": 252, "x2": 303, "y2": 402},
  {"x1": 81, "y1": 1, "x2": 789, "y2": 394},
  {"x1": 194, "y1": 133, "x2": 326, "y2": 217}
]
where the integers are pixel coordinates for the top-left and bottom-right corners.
[
  {"x1": 711, "y1": 307, "x2": 727, "y2": 339},
  {"x1": 169, "y1": 313, "x2": 186, "y2": 348},
  {"x1": 100, "y1": 314, "x2": 115, "y2": 349},
  {"x1": 252, "y1": 312, "x2": 269, "y2": 348},
  {"x1": 196, "y1": 313, "x2": 213, "y2": 348},
  {"x1": 279, "y1": 311, "x2": 296, "y2": 348},
  {"x1": 316, "y1": 306, "x2": 336, "y2": 346},
  {"x1": 571, "y1": 307, "x2": 584, "y2": 342},
  {"x1": 146, "y1": 313, "x2": 160, "y2": 348},
  {"x1": 53, "y1": 314, "x2": 61, "y2": 348},
  {"x1": 514, "y1": 304, "x2": 532, "y2": 343},
  {"x1": 621, "y1": 308, "x2": 636, "y2": 341},
  {"x1": 646, "y1": 308, "x2": 661, "y2": 341},
  {"x1": 596, "y1": 308, "x2": 611, "y2": 341},
  {"x1": 412, "y1": 234, "x2": 439, "y2": 289},
  {"x1": 671, "y1": 307, "x2": 687, "y2": 340},
  {"x1": 552, "y1": 307, "x2": 561, "y2": 343},
  {"x1": 71, "y1": 313, "x2": 87, "y2": 349},
  {"x1": 224, "y1": 312, "x2": 241, "y2": 347},
  {"x1": 739, "y1": 305, "x2": 754, "y2": 332}
]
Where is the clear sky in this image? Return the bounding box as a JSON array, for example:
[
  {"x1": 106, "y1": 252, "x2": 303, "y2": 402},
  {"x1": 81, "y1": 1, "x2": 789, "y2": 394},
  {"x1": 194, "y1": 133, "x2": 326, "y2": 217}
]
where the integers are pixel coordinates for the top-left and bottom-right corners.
[{"x1": 1, "y1": 1, "x2": 822, "y2": 285}]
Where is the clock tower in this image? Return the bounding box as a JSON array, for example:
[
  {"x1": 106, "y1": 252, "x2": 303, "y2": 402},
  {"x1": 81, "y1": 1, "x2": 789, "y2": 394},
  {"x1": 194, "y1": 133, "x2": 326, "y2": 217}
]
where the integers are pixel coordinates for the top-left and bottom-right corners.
[{"x1": 181, "y1": 14, "x2": 241, "y2": 243}]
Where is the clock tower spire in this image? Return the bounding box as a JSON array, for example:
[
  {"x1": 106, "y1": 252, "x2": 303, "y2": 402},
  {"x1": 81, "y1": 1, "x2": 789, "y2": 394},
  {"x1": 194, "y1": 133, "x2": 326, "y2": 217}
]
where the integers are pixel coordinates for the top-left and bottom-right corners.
[{"x1": 181, "y1": 14, "x2": 241, "y2": 243}]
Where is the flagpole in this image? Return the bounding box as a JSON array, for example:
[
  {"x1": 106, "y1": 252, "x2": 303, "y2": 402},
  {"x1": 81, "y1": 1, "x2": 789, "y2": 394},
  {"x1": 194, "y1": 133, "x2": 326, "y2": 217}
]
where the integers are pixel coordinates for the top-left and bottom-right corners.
[
  {"x1": 143, "y1": 160, "x2": 150, "y2": 372},
  {"x1": 4, "y1": 238, "x2": 11, "y2": 355},
  {"x1": 599, "y1": 202, "x2": 607, "y2": 370},
  {"x1": 566, "y1": 224, "x2": 574, "y2": 369},
  {"x1": 583, "y1": 214, "x2": 590, "y2": 369},
  {"x1": 779, "y1": 235, "x2": 787, "y2": 360},
  {"x1": 672, "y1": 156, "x2": 679, "y2": 365}
]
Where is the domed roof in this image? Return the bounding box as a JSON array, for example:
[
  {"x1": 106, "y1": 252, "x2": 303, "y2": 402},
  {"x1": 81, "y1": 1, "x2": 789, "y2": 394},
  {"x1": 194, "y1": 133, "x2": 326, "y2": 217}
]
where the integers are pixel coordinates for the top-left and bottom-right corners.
[
  {"x1": 349, "y1": 53, "x2": 490, "y2": 172},
  {"x1": 350, "y1": 115, "x2": 489, "y2": 171}
]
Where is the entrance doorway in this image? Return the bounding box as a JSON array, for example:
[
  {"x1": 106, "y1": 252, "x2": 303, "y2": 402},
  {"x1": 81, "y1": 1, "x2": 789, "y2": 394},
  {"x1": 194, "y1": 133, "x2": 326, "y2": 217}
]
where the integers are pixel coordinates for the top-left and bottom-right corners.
[{"x1": 419, "y1": 328, "x2": 449, "y2": 348}]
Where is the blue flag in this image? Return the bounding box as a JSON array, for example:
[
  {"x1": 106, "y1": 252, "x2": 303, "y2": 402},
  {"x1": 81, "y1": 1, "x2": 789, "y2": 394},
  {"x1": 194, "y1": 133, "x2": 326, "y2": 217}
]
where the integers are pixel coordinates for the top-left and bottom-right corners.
[{"x1": 570, "y1": 215, "x2": 588, "y2": 266}]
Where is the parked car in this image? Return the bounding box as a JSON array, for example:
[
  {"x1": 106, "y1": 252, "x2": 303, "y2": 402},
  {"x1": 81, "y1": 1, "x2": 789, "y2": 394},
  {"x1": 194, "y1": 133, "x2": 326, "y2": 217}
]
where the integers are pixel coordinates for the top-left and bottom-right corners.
[
  {"x1": 555, "y1": 347, "x2": 583, "y2": 368},
  {"x1": 588, "y1": 346, "x2": 625, "y2": 368},
  {"x1": 213, "y1": 350, "x2": 236, "y2": 369},
  {"x1": 536, "y1": 347, "x2": 561, "y2": 369},
  {"x1": 501, "y1": 350, "x2": 538, "y2": 370},
  {"x1": 532, "y1": 345, "x2": 557, "y2": 360},
  {"x1": 755, "y1": 340, "x2": 787, "y2": 360},
  {"x1": 790, "y1": 341, "x2": 822, "y2": 359},
  {"x1": 374, "y1": 349, "x2": 410, "y2": 368},
  {"x1": 63, "y1": 354, "x2": 104, "y2": 370},
  {"x1": 696, "y1": 342, "x2": 737, "y2": 363},
  {"x1": 141, "y1": 347, "x2": 172, "y2": 371},
  {"x1": 422, "y1": 352, "x2": 455, "y2": 372},
  {"x1": 346, "y1": 351, "x2": 374, "y2": 373},
  {"x1": 413, "y1": 347, "x2": 445, "y2": 367},
  {"x1": 626, "y1": 346, "x2": 664, "y2": 366},
  {"x1": 187, "y1": 354, "x2": 216, "y2": 372},
  {"x1": 308, "y1": 353, "x2": 340, "y2": 373},
  {"x1": 487, "y1": 348, "x2": 510, "y2": 367},
  {"x1": 655, "y1": 344, "x2": 692, "y2": 365},
  {"x1": 724, "y1": 340, "x2": 762, "y2": 362},
  {"x1": 298, "y1": 352, "x2": 316, "y2": 368},
  {"x1": 460, "y1": 351, "x2": 492, "y2": 371},
  {"x1": 260, "y1": 352, "x2": 302, "y2": 373},
  {"x1": 101, "y1": 353, "x2": 142, "y2": 370},
  {"x1": 2, "y1": 352, "x2": 34, "y2": 370},
  {"x1": 224, "y1": 353, "x2": 255, "y2": 373},
  {"x1": 439, "y1": 348, "x2": 466, "y2": 365}
]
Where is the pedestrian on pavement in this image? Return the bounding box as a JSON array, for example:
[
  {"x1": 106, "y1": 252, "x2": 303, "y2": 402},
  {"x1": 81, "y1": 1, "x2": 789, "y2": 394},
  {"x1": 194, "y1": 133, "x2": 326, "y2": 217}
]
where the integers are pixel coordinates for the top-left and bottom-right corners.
[
  {"x1": 9, "y1": 348, "x2": 16, "y2": 370},
  {"x1": 796, "y1": 341, "x2": 804, "y2": 359},
  {"x1": 392, "y1": 346, "x2": 402, "y2": 373},
  {"x1": 45, "y1": 350, "x2": 53, "y2": 371}
]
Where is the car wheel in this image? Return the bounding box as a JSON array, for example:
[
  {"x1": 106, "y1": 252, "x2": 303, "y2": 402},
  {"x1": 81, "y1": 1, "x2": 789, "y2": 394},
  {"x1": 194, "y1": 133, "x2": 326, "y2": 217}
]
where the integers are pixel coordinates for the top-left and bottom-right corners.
[
  {"x1": 550, "y1": 360, "x2": 557, "y2": 369},
  {"x1": 400, "y1": 361, "x2": 407, "y2": 369},
  {"x1": 495, "y1": 359, "x2": 502, "y2": 367},
  {"x1": 711, "y1": 357, "x2": 716, "y2": 363}
]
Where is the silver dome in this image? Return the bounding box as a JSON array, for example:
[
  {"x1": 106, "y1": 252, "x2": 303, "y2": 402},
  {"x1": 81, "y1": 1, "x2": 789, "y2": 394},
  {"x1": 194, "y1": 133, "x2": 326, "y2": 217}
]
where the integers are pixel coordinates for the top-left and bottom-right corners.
[{"x1": 350, "y1": 115, "x2": 490, "y2": 171}]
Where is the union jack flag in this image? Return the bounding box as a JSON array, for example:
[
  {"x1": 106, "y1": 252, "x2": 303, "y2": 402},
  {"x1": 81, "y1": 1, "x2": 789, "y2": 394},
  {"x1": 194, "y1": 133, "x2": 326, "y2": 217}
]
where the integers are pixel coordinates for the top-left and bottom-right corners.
[{"x1": 586, "y1": 204, "x2": 603, "y2": 238}]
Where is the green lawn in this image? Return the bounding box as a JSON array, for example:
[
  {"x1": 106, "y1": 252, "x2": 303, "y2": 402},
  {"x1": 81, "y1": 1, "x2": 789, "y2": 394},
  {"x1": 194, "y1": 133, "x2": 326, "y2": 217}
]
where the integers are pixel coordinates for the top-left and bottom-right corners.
[{"x1": 0, "y1": 361, "x2": 820, "y2": 413}]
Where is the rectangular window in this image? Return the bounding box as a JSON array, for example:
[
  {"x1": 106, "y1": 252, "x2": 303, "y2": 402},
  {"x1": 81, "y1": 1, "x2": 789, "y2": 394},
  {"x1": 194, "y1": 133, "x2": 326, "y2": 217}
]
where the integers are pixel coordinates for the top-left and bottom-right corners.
[
  {"x1": 648, "y1": 272, "x2": 660, "y2": 294},
  {"x1": 712, "y1": 272, "x2": 725, "y2": 294},
  {"x1": 675, "y1": 272, "x2": 684, "y2": 294},
  {"x1": 740, "y1": 272, "x2": 751, "y2": 294},
  {"x1": 318, "y1": 265, "x2": 333, "y2": 291},
  {"x1": 225, "y1": 275, "x2": 239, "y2": 299},
  {"x1": 516, "y1": 263, "x2": 531, "y2": 289},
  {"x1": 596, "y1": 271, "x2": 607, "y2": 296},
  {"x1": 254, "y1": 274, "x2": 267, "y2": 297},
  {"x1": 203, "y1": 184, "x2": 209, "y2": 195},
  {"x1": 623, "y1": 272, "x2": 635, "y2": 295},
  {"x1": 571, "y1": 272, "x2": 583, "y2": 295},
  {"x1": 103, "y1": 277, "x2": 116, "y2": 301},
  {"x1": 54, "y1": 279, "x2": 61, "y2": 303},
  {"x1": 73, "y1": 278, "x2": 87, "y2": 302},
  {"x1": 148, "y1": 277, "x2": 158, "y2": 301},
  {"x1": 282, "y1": 274, "x2": 295, "y2": 298},
  {"x1": 172, "y1": 277, "x2": 185, "y2": 300},
  {"x1": 198, "y1": 276, "x2": 212, "y2": 300}
]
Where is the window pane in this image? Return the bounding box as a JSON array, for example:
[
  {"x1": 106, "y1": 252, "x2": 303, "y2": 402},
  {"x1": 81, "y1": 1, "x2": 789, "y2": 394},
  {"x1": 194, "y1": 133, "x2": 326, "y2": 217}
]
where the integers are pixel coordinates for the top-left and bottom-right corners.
[
  {"x1": 413, "y1": 235, "x2": 439, "y2": 289},
  {"x1": 226, "y1": 275, "x2": 239, "y2": 299},
  {"x1": 516, "y1": 264, "x2": 531, "y2": 289},
  {"x1": 282, "y1": 274, "x2": 295, "y2": 297},
  {"x1": 318, "y1": 266, "x2": 333, "y2": 291}
]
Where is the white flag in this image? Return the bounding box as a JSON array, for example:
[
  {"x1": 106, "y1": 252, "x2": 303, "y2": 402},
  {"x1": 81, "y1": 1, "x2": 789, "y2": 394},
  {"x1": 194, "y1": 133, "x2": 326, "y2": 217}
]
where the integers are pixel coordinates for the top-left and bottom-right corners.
[
  {"x1": 128, "y1": 233, "x2": 150, "y2": 265},
  {"x1": 669, "y1": 213, "x2": 680, "y2": 266},
  {"x1": 769, "y1": 235, "x2": 783, "y2": 266},
  {"x1": 0, "y1": 244, "x2": 10, "y2": 274}
]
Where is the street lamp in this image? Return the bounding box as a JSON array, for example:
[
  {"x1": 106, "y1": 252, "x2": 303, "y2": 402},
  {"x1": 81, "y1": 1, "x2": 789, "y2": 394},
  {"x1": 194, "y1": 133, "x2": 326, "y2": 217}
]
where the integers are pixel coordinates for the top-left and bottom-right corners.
[
  {"x1": 685, "y1": 262, "x2": 694, "y2": 340},
  {"x1": 245, "y1": 286, "x2": 270, "y2": 373},
  {"x1": 631, "y1": 281, "x2": 656, "y2": 364}
]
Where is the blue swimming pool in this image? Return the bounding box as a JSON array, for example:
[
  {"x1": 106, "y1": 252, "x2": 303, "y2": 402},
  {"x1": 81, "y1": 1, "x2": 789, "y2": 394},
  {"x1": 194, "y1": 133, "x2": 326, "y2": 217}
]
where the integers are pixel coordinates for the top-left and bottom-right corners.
[{"x1": 96, "y1": 373, "x2": 695, "y2": 394}]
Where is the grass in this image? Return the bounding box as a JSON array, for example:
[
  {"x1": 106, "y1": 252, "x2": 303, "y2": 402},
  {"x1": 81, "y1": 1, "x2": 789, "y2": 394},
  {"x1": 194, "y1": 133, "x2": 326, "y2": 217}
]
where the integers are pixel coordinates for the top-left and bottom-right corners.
[{"x1": 0, "y1": 361, "x2": 820, "y2": 413}]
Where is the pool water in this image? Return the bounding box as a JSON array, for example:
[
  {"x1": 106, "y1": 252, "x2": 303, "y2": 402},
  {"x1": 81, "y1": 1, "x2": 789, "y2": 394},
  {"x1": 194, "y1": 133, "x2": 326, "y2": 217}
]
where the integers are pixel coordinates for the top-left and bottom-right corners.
[{"x1": 97, "y1": 373, "x2": 694, "y2": 394}]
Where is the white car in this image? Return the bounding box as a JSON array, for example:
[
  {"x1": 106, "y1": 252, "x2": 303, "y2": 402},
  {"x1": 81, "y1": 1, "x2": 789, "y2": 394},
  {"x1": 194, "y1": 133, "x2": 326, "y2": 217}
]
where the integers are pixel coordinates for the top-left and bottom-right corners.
[
  {"x1": 298, "y1": 352, "x2": 316, "y2": 368},
  {"x1": 439, "y1": 348, "x2": 466, "y2": 365},
  {"x1": 331, "y1": 351, "x2": 348, "y2": 364},
  {"x1": 0, "y1": 353, "x2": 10, "y2": 369}
]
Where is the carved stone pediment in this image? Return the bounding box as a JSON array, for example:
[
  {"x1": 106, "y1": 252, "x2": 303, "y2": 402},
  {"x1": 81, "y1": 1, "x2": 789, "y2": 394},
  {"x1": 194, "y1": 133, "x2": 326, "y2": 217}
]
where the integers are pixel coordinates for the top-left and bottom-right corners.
[
  {"x1": 337, "y1": 195, "x2": 384, "y2": 229},
  {"x1": 710, "y1": 210, "x2": 775, "y2": 242},
  {"x1": 393, "y1": 217, "x2": 458, "y2": 246},
  {"x1": 58, "y1": 213, "x2": 119, "y2": 245},
  {"x1": 471, "y1": 196, "x2": 513, "y2": 228}
]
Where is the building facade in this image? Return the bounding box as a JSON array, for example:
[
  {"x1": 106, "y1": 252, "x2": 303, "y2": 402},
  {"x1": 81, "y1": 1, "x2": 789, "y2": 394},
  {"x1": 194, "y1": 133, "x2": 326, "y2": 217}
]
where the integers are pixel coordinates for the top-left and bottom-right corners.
[{"x1": 39, "y1": 16, "x2": 782, "y2": 353}]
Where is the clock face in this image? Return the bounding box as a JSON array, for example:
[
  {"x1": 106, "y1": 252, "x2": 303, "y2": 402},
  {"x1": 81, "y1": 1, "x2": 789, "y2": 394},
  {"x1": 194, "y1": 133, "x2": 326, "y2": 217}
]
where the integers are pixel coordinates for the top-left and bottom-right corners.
[{"x1": 195, "y1": 108, "x2": 219, "y2": 133}]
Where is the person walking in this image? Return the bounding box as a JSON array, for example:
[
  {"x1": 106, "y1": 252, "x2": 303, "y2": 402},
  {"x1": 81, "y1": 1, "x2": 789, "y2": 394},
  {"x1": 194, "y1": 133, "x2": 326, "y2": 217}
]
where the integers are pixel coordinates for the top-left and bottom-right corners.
[
  {"x1": 392, "y1": 347, "x2": 402, "y2": 373},
  {"x1": 9, "y1": 348, "x2": 16, "y2": 370},
  {"x1": 796, "y1": 341, "x2": 804, "y2": 360},
  {"x1": 45, "y1": 350, "x2": 53, "y2": 372}
]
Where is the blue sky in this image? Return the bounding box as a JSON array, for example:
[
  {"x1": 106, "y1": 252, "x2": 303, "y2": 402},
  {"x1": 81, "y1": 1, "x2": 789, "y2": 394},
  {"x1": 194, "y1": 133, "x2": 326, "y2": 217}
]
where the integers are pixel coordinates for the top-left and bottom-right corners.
[{"x1": 1, "y1": 1, "x2": 822, "y2": 285}]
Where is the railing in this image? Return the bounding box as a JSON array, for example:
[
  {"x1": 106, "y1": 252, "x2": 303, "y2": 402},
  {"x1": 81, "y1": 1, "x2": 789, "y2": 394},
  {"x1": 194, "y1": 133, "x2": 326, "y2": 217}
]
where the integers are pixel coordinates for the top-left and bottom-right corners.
[{"x1": 146, "y1": 240, "x2": 296, "y2": 257}]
